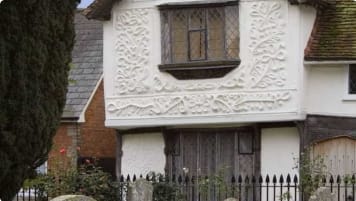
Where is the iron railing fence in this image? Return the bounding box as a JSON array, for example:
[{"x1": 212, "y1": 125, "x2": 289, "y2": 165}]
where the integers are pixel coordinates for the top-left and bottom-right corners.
[
  {"x1": 15, "y1": 174, "x2": 356, "y2": 201},
  {"x1": 14, "y1": 187, "x2": 47, "y2": 201},
  {"x1": 118, "y1": 174, "x2": 356, "y2": 201}
]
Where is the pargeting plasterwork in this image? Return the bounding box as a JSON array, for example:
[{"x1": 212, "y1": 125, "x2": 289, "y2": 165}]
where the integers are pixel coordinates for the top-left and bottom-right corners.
[
  {"x1": 109, "y1": 1, "x2": 293, "y2": 118},
  {"x1": 107, "y1": 91, "x2": 291, "y2": 116},
  {"x1": 114, "y1": 9, "x2": 150, "y2": 95}
]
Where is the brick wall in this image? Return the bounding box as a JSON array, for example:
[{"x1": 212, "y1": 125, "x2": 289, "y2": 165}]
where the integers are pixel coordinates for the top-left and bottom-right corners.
[
  {"x1": 79, "y1": 81, "x2": 117, "y2": 158},
  {"x1": 49, "y1": 81, "x2": 117, "y2": 172},
  {"x1": 48, "y1": 123, "x2": 79, "y2": 169}
]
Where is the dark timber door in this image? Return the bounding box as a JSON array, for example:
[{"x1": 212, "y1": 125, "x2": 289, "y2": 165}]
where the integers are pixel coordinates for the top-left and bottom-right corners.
[{"x1": 164, "y1": 127, "x2": 260, "y2": 179}]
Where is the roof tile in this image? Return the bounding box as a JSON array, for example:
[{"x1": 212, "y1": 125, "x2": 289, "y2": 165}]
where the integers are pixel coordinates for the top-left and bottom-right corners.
[
  {"x1": 62, "y1": 12, "x2": 103, "y2": 119},
  {"x1": 305, "y1": 0, "x2": 356, "y2": 61}
]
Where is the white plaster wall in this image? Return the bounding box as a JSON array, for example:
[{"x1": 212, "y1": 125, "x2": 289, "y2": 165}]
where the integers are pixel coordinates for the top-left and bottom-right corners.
[
  {"x1": 121, "y1": 133, "x2": 166, "y2": 175},
  {"x1": 299, "y1": 5, "x2": 316, "y2": 114},
  {"x1": 306, "y1": 65, "x2": 356, "y2": 117},
  {"x1": 261, "y1": 127, "x2": 299, "y2": 177},
  {"x1": 261, "y1": 128, "x2": 300, "y2": 201},
  {"x1": 103, "y1": 0, "x2": 317, "y2": 128}
]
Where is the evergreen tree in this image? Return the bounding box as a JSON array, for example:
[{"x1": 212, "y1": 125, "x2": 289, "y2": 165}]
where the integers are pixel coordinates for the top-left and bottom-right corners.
[{"x1": 0, "y1": 0, "x2": 79, "y2": 200}]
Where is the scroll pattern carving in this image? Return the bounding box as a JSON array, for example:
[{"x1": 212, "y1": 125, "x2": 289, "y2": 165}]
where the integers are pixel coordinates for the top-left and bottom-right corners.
[
  {"x1": 107, "y1": 92, "x2": 291, "y2": 117},
  {"x1": 247, "y1": 2, "x2": 287, "y2": 88},
  {"x1": 114, "y1": 9, "x2": 150, "y2": 95},
  {"x1": 109, "y1": 2, "x2": 292, "y2": 118},
  {"x1": 153, "y1": 1, "x2": 287, "y2": 92}
]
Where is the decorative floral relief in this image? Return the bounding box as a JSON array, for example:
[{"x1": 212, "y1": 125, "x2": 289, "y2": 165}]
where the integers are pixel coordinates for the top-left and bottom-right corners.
[
  {"x1": 247, "y1": 2, "x2": 286, "y2": 88},
  {"x1": 114, "y1": 9, "x2": 150, "y2": 95},
  {"x1": 110, "y1": 2, "x2": 291, "y2": 118},
  {"x1": 152, "y1": 1, "x2": 287, "y2": 92},
  {"x1": 107, "y1": 91, "x2": 291, "y2": 117}
]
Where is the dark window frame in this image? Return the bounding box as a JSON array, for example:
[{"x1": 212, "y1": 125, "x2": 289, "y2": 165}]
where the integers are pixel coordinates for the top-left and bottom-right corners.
[
  {"x1": 349, "y1": 64, "x2": 356, "y2": 94},
  {"x1": 158, "y1": 1, "x2": 240, "y2": 80}
]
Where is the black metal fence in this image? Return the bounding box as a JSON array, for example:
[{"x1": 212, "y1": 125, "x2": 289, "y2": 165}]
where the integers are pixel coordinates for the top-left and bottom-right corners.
[
  {"x1": 14, "y1": 187, "x2": 47, "y2": 201},
  {"x1": 118, "y1": 174, "x2": 355, "y2": 201},
  {"x1": 16, "y1": 174, "x2": 356, "y2": 201}
]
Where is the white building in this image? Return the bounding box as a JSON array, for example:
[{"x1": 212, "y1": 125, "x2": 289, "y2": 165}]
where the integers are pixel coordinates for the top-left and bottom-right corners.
[{"x1": 83, "y1": 0, "x2": 356, "y2": 180}]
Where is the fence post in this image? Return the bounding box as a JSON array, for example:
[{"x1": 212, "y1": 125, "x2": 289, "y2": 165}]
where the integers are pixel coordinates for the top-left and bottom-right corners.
[
  {"x1": 266, "y1": 175, "x2": 270, "y2": 201},
  {"x1": 191, "y1": 176, "x2": 195, "y2": 201},
  {"x1": 251, "y1": 175, "x2": 256, "y2": 201},
  {"x1": 259, "y1": 175, "x2": 263, "y2": 201},
  {"x1": 337, "y1": 175, "x2": 341, "y2": 201},
  {"x1": 245, "y1": 176, "x2": 250, "y2": 201},
  {"x1": 273, "y1": 175, "x2": 277, "y2": 201},
  {"x1": 330, "y1": 175, "x2": 334, "y2": 193},
  {"x1": 352, "y1": 175, "x2": 355, "y2": 201},
  {"x1": 293, "y1": 175, "x2": 298, "y2": 201},
  {"x1": 344, "y1": 176, "x2": 348, "y2": 201},
  {"x1": 286, "y1": 174, "x2": 291, "y2": 201},
  {"x1": 279, "y1": 175, "x2": 284, "y2": 201},
  {"x1": 231, "y1": 175, "x2": 236, "y2": 198},
  {"x1": 185, "y1": 175, "x2": 190, "y2": 201},
  {"x1": 238, "y1": 175, "x2": 242, "y2": 201}
]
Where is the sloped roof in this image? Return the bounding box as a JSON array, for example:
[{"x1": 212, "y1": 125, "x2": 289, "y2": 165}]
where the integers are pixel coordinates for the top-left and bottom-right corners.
[
  {"x1": 83, "y1": 0, "x2": 116, "y2": 20},
  {"x1": 62, "y1": 12, "x2": 103, "y2": 119},
  {"x1": 82, "y1": 0, "x2": 327, "y2": 20},
  {"x1": 83, "y1": 0, "x2": 356, "y2": 61},
  {"x1": 305, "y1": 0, "x2": 356, "y2": 61}
]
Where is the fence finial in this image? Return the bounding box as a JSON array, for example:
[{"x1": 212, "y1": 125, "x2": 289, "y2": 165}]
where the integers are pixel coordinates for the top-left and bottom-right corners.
[
  {"x1": 286, "y1": 174, "x2": 291, "y2": 183},
  {"x1": 231, "y1": 175, "x2": 236, "y2": 183},
  {"x1": 279, "y1": 175, "x2": 284, "y2": 184},
  {"x1": 238, "y1": 175, "x2": 242, "y2": 183},
  {"x1": 273, "y1": 175, "x2": 277, "y2": 184},
  {"x1": 293, "y1": 175, "x2": 298, "y2": 184}
]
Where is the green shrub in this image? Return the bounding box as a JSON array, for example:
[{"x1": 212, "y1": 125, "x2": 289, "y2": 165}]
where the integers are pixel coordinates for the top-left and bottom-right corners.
[
  {"x1": 153, "y1": 183, "x2": 177, "y2": 201},
  {"x1": 0, "y1": 0, "x2": 78, "y2": 199},
  {"x1": 27, "y1": 161, "x2": 119, "y2": 201}
]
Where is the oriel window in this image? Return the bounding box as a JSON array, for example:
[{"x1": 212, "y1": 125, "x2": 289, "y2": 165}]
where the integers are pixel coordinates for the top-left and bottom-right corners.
[{"x1": 159, "y1": 2, "x2": 240, "y2": 79}]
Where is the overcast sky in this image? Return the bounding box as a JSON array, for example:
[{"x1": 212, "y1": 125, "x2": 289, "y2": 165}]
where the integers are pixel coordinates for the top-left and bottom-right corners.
[{"x1": 78, "y1": 0, "x2": 94, "y2": 8}]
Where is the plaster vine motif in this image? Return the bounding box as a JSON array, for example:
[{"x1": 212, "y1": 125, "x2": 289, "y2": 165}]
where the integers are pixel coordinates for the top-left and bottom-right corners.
[
  {"x1": 247, "y1": 2, "x2": 287, "y2": 88},
  {"x1": 114, "y1": 9, "x2": 150, "y2": 95},
  {"x1": 153, "y1": 1, "x2": 287, "y2": 92},
  {"x1": 109, "y1": 2, "x2": 291, "y2": 118},
  {"x1": 107, "y1": 91, "x2": 291, "y2": 117}
]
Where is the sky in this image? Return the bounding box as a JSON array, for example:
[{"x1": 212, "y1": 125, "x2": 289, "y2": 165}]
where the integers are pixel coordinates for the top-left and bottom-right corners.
[
  {"x1": 0, "y1": 0, "x2": 93, "y2": 7},
  {"x1": 78, "y1": 0, "x2": 95, "y2": 8}
]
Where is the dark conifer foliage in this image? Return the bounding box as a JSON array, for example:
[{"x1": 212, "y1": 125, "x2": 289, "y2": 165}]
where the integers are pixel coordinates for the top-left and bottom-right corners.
[{"x1": 0, "y1": 0, "x2": 79, "y2": 200}]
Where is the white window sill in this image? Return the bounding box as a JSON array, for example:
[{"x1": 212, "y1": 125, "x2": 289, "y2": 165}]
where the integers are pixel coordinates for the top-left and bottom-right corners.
[{"x1": 342, "y1": 94, "x2": 356, "y2": 101}]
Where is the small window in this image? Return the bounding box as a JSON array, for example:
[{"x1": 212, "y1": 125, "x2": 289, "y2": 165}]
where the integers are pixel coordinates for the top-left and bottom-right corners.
[
  {"x1": 349, "y1": 65, "x2": 356, "y2": 94},
  {"x1": 159, "y1": 1, "x2": 240, "y2": 80}
]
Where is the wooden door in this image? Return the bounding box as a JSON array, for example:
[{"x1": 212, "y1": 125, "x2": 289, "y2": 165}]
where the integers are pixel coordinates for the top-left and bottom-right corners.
[
  {"x1": 312, "y1": 137, "x2": 356, "y2": 176},
  {"x1": 165, "y1": 127, "x2": 260, "y2": 179},
  {"x1": 312, "y1": 137, "x2": 356, "y2": 201}
]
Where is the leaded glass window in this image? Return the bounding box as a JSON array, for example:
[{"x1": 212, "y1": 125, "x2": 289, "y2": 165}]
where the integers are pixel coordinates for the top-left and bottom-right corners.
[
  {"x1": 159, "y1": 2, "x2": 240, "y2": 79},
  {"x1": 161, "y1": 3, "x2": 239, "y2": 63},
  {"x1": 349, "y1": 65, "x2": 356, "y2": 94}
]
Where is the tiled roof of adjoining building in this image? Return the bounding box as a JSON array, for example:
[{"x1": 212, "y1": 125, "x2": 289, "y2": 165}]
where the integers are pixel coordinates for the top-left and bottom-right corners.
[
  {"x1": 83, "y1": 0, "x2": 115, "y2": 20},
  {"x1": 82, "y1": 0, "x2": 356, "y2": 61},
  {"x1": 62, "y1": 11, "x2": 103, "y2": 119},
  {"x1": 305, "y1": 0, "x2": 356, "y2": 61},
  {"x1": 82, "y1": 0, "x2": 328, "y2": 20}
]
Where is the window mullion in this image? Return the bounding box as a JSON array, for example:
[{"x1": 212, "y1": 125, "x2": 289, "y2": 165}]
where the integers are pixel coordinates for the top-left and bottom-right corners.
[
  {"x1": 222, "y1": 7, "x2": 227, "y2": 60},
  {"x1": 187, "y1": 9, "x2": 190, "y2": 62},
  {"x1": 159, "y1": 4, "x2": 240, "y2": 80},
  {"x1": 169, "y1": 11, "x2": 173, "y2": 64},
  {"x1": 204, "y1": 8, "x2": 208, "y2": 61}
]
